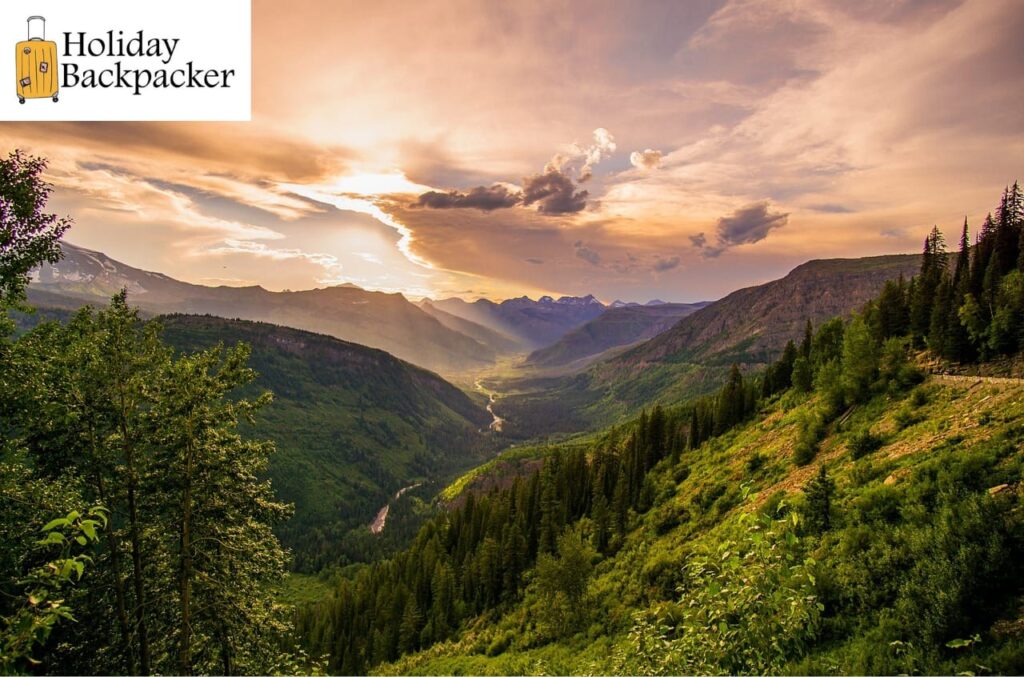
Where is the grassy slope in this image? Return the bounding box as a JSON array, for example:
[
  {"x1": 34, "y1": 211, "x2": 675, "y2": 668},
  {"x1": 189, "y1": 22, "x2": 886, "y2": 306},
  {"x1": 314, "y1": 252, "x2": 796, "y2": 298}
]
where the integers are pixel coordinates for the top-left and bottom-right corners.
[
  {"x1": 381, "y1": 374, "x2": 1024, "y2": 674},
  {"x1": 157, "y1": 314, "x2": 495, "y2": 570}
]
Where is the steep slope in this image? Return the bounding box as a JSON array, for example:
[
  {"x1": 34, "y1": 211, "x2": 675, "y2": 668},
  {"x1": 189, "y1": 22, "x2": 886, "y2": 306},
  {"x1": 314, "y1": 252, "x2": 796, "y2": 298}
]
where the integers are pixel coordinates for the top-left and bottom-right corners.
[
  {"x1": 432, "y1": 294, "x2": 606, "y2": 349},
  {"x1": 620, "y1": 255, "x2": 921, "y2": 366},
  {"x1": 374, "y1": 375, "x2": 1024, "y2": 675},
  {"x1": 524, "y1": 302, "x2": 710, "y2": 369},
  {"x1": 494, "y1": 255, "x2": 921, "y2": 436},
  {"x1": 157, "y1": 314, "x2": 493, "y2": 571},
  {"x1": 31, "y1": 242, "x2": 496, "y2": 375},
  {"x1": 418, "y1": 299, "x2": 524, "y2": 354}
]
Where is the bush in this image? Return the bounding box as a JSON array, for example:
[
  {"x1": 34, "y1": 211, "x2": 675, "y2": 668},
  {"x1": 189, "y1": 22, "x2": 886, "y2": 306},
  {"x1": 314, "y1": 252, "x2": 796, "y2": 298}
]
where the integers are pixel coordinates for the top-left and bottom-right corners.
[
  {"x1": 910, "y1": 387, "x2": 930, "y2": 407},
  {"x1": 617, "y1": 512, "x2": 822, "y2": 675},
  {"x1": 794, "y1": 409, "x2": 828, "y2": 466},
  {"x1": 485, "y1": 631, "x2": 513, "y2": 657},
  {"x1": 848, "y1": 429, "x2": 883, "y2": 459},
  {"x1": 746, "y1": 452, "x2": 768, "y2": 474},
  {"x1": 894, "y1": 406, "x2": 923, "y2": 430}
]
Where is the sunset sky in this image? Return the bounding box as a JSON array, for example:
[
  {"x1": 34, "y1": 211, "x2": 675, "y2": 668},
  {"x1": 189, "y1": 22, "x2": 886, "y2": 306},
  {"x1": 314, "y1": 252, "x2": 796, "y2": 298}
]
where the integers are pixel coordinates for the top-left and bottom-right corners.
[{"x1": 2, "y1": 0, "x2": 1022, "y2": 302}]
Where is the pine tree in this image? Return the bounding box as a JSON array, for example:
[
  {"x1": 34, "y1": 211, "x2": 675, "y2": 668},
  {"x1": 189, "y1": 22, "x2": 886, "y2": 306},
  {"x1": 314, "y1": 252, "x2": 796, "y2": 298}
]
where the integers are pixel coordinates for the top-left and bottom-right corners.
[
  {"x1": 910, "y1": 227, "x2": 948, "y2": 343},
  {"x1": 994, "y1": 186, "x2": 1021, "y2": 275},
  {"x1": 804, "y1": 465, "x2": 836, "y2": 534},
  {"x1": 715, "y1": 364, "x2": 745, "y2": 434},
  {"x1": 928, "y1": 274, "x2": 953, "y2": 358},
  {"x1": 398, "y1": 595, "x2": 422, "y2": 655}
]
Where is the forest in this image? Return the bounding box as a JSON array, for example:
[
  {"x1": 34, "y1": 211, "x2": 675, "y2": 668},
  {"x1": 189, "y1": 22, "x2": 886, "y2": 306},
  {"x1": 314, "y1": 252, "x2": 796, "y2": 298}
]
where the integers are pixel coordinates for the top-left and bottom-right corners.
[{"x1": 2, "y1": 148, "x2": 1024, "y2": 675}]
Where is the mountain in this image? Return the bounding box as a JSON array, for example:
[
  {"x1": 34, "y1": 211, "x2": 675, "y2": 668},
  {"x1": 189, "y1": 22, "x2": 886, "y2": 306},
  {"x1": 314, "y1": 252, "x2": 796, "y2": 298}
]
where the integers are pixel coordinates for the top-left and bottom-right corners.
[
  {"x1": 431, "y1": 294, "x2": 606, "y2": 349},
  {"x1": 30, "y1": 242, "x2": 497, "y2": 375},
  {"x1": 494, "y1": 255, "x2": 922, "y2": 436},
  {"x1": 619, "y1": 255, "x2": 921, "y2": 366},
  {"x1": 157, "y1": 314, "x2": 494, "y2": 571},
  {"x1": 524, "y1": 301, "x2": 710, "y2": 370},
  {"x1": 417, "y1": 299, "x2": 524, "y2": 354}
]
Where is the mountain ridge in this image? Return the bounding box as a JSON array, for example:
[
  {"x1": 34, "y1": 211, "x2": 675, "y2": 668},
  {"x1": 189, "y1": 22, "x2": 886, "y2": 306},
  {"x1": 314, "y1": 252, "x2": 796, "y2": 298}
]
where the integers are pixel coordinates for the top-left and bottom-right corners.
[{"x1": 32, "y1": 242, "x2": 497, "y2": 375}]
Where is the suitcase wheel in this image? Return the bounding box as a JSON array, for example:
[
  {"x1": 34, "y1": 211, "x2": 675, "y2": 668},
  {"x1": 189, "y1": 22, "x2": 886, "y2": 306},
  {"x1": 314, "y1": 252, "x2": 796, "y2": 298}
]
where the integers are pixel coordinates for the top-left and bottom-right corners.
[
  {"x1": 18, "y1": 97, "x2": 25, "y2": 104},
  {"x1": 52, "y1": 95, "x2": 58, "y2": 103}
]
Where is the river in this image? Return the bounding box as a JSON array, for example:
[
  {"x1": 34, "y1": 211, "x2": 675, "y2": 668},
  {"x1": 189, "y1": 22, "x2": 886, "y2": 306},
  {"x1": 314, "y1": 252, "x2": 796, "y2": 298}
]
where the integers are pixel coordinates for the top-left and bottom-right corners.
[
  {"x1": 474, "y1": 379, "x2": 505, "y2": 432},
  {"x1": 368, "y1": 482, "x2": 422, "y2": 534}
]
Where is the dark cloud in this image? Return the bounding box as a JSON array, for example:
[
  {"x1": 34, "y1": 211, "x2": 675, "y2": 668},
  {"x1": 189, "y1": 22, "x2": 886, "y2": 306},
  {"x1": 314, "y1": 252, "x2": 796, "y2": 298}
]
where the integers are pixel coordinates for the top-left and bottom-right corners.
[
  {"x1": 413, "y1": 184, "x2": 521, "y2": 211},
  {"x1": 411, "y1": 168, "x2": 590, "y2": 215},
  {"x1": 717, "y1": 201, "x2": 788, "y2": 245},
  {"x1": 808, "y1": 202, "x2": 854, "y2": 214},
  {"x1": 525, "y1": 257, "x2": 544, "y2": 265},
  {"x1": 653, "y1": 256, "x2": 681, "y2": 272},
  {"x1": 522, "y1": 170, "x2": 589, "y2": 215},
  {"x1": 574, "y1": 240, "x2": 602, "y2": 265},
  {"x1": 691, "y1": 201, "x2": 788, "y2": 257}
]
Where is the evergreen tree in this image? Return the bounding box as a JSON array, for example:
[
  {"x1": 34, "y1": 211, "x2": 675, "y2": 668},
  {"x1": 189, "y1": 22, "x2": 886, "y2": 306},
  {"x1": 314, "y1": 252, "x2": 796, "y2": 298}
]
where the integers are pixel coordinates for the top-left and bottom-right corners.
[
  {"x1": 910, "y1": 227, "x2": 948, "y2": 343},
  {"x1": 715, "y1": 365, "x2": 745, "y2": 434},
  {"x1": 804, "y1": 465, "x2": 836, "y2": 534},
  {"x1": 928, "y1": 274, "x2": 953, "y2": 358}
]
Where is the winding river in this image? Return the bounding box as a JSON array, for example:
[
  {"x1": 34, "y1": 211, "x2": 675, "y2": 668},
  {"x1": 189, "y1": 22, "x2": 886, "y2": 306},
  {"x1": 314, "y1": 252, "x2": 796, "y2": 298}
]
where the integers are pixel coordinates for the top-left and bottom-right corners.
[
  {"x1": 474, "y1": 379, "x2": 505, "y2": 432},
  {"x1": 368, "y1": 482, "x2": 422, "y2": 534}
]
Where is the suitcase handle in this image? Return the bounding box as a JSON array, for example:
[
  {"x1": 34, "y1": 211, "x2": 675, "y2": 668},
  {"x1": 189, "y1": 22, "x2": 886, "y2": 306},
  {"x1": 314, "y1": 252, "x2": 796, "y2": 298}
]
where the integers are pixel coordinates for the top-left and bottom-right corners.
[{"x1": 27, "y1": 16, "x2": 45, "y2": 41}]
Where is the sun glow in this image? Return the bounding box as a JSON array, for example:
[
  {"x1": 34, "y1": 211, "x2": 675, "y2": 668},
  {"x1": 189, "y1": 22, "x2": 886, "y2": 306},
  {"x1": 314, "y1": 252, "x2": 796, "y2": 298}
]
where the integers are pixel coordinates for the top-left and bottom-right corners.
[{"x1": 324, "y1": 171, "x2": 431, "y2": 197}]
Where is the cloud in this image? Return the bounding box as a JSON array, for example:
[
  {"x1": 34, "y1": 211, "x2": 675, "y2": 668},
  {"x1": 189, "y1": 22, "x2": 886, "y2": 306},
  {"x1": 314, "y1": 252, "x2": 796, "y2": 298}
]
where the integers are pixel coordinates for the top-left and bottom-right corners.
[
  {"x1": 406, "y1": 128, "x2": 610, "y2": 217},
  {"x1": 718, "y1": 201, "x2": 789, "y2": 244},
  {"x1": 525, "y1": 257, "x2": 544, "y2": 265},
  {"x1": 630, "y1": 149, "x2": 663, "y2": 170},
  {"x1": 523, "y1": 170, "x2": 590, "y2": 214},
  {"x1": 692, "y1": 201, "x2": 789, "y2": 257},
  {"x1": 412, "y1": 184, "x2": 521, "y2": 211},
  {"x1": 807, "y1": 203, "x2": 854, "y2": 213},
  {"x1": 574, "y1": 240, "x2": 602, "y2": 265},
  {"x1": 578, "y1": 128, "x2": 618, "y2": 181},
  {"x1": 207, "y1": 239, "x2": 345, "y2": 281},
  {"x1": 653, "y1": 255, "x2": 681, "y2": 272}
]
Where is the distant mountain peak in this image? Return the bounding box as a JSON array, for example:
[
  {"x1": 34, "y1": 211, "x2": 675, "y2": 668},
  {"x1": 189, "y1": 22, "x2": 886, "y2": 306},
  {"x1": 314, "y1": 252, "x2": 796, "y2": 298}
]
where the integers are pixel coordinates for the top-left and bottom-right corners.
[{"x1": 555, "y1": 294, "x2": 601, "y2": 306}]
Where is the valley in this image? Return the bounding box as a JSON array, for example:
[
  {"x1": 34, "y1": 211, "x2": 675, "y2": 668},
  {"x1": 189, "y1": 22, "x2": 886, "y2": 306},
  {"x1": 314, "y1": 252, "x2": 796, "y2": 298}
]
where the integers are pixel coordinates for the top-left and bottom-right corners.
[{"x1": 8, "y1": 184, "x2": 1024, "y2": 676}]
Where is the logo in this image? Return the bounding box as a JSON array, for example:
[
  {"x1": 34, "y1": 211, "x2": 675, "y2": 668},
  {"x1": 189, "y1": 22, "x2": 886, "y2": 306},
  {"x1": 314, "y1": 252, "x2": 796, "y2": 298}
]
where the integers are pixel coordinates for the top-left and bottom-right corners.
[
  {"x1": 1, "y1": 1, "x2": 251, "y2": 121},
  {"x1": 15, "y1": 16, "x2": 58, "y2": 104}
]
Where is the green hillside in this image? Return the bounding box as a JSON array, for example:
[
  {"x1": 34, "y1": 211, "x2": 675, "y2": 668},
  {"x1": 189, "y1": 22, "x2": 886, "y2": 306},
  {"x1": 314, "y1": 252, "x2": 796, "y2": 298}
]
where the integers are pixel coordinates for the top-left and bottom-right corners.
[
  {"x1": 158, "y1": 314, "x2": 495, "y2": 571},
  {"x1": 374, "y1": 374, "x2": 1024, "y2": 675}
]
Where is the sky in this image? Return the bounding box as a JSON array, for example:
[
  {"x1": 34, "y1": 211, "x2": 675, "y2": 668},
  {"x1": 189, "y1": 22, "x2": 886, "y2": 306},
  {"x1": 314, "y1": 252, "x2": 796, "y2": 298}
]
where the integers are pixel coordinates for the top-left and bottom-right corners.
[{"x1": 2, "y1": 0, "x2": 1022, "y2": 303}]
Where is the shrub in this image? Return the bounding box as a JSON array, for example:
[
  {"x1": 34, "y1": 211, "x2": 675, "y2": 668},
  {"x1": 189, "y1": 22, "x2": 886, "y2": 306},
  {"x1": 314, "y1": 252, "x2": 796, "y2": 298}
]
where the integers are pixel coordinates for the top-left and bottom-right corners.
[
  {"x1": 485, "y1": 631, "x2": 513, "y2": 657},
  {"x1": 617, "y1": 512, "x2": 822, "y2": 675},
  {"x1": 746, "y1": 452, "x2": 768, "y2": 474},
  {"x1": 848, "y1": 428, "x2": 883, "y2": 459},
  {"x1": 893, "y1": 406, "x2": 923, "y2": 430},
  {"x1": 910, "y1": 387, "x2": 930, "y2": 408},
  {"x1": 794, "y1": 409, "x2": 828, "y2": 466}
]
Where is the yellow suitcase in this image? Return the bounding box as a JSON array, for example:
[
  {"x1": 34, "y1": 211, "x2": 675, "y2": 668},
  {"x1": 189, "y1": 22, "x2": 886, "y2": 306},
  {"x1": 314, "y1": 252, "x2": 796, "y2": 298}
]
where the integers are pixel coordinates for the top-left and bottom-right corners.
[{"x1": 16, "y1": 16, "x2": 58, "y2": 104}]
